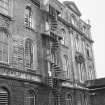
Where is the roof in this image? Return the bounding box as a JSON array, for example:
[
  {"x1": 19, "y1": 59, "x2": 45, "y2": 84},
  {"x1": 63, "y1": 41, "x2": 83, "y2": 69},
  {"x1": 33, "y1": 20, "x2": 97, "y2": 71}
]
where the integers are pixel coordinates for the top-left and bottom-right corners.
[{"x1": 63, "y1": 1, "x2": 81, "y2": 17}]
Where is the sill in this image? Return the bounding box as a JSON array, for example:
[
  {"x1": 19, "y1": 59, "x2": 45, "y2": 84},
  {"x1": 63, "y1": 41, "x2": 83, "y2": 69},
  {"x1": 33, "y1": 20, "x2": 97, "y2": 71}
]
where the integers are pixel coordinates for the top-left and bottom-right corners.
[
  {"x1": 0, "y1": 61, "x2": 10, "y2": 68},
  {"x1": 0, "y1": 12, "x2": 12, "y2": 20},
  {"x1": 23, "y1": 25, "x2": 36, "y2": 32},
  {"x1": 25, "y1": 67, "x2": 40, "y2": 74}
]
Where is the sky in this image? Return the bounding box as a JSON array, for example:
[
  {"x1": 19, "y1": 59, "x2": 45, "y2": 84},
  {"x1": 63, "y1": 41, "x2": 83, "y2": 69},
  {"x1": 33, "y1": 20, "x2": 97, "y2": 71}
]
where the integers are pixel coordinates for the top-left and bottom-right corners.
[{"x1": 60, "y1": 0, "x2": 105, "y2": 78}]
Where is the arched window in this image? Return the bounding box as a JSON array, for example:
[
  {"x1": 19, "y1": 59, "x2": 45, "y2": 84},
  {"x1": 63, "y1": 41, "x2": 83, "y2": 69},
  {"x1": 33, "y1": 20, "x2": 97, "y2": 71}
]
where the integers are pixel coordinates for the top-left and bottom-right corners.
[
  {"x1": 0, "y1": 0, "x2": 9, "y2": 15},
  {"x1": 25, "y1": 6, "x2": 33, "y2": 28},
  {"x1": 26, "y1": 90, "x2": 36, "y2": 105},
  {"x1": 0, "y1": 88, "x2": 8, "y2": 105},
  {"x1": 0, "y1": 31, "x2": 9, "y2": 63},
  {"x1": 25, "y1": 39, "x2": 33, "y2": 69},
  {"x1": 66, "y1": 94, "x2": 72, "y2": 105}
]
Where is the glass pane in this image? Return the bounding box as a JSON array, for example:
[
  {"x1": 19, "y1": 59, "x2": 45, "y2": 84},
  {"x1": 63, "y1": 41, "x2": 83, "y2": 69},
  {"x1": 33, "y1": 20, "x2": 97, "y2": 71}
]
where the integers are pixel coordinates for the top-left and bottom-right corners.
[
  {"x1": 0, "y1": 50, "x2": 2, "y2": 61},
  {"x1": 3, "y1": 53, "x2": 8, "y2": 62},
  {"x1": 25, "y1": 39, "x2": 33, "y2": 68},
  {"x1": 12, "y1": 57, "x2": 18, "y2": 66},
  {"x1": 0, "y1": 31, "x2": 3, "y2": 41}
]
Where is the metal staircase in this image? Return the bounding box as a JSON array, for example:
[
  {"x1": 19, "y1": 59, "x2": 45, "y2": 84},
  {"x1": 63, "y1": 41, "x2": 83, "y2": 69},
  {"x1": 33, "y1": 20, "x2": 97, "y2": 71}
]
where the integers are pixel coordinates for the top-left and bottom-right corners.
[
  {"x1": 41, "y1": 3, "x2": 62, "y2": 105},
  {"x1": 50, "y1": 15, "x2": 58, "y2": 31}
]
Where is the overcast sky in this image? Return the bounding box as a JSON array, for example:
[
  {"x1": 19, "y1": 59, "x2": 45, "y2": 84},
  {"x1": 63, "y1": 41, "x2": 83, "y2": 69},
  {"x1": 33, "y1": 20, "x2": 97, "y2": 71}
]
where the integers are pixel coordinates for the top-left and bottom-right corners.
[{"x1": 60, "y1": 0, "x2": 105, "y2": 78}]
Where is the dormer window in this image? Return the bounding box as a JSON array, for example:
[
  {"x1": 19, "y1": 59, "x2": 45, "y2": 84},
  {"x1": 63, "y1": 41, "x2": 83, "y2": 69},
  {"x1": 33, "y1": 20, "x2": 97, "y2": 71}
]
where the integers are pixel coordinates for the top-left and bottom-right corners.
[
  {"x1": 25, "y1": 6, "x2": 33, "y2": 28},
  {"x1": 0, "y1": 0, "x2": 9, "y2": 15}
]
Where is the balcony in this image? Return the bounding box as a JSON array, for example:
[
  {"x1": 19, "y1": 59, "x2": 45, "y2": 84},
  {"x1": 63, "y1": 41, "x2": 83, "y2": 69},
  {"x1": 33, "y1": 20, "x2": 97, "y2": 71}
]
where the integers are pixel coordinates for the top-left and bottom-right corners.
[{"x1": 75, "y1": 51, "x2": 85, "y2": 63}]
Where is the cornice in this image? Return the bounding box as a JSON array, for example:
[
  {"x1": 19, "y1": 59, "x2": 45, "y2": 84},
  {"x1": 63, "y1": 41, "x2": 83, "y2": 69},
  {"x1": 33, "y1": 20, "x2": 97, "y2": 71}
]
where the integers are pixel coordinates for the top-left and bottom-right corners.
[{"x1": 58, "y1": 16, "x2": 94, "y2": 43}]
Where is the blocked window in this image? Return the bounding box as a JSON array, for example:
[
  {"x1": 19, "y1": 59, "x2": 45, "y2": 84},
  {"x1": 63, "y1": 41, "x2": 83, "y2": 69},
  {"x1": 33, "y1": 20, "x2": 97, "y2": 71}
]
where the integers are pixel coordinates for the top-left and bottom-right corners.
[
  {"x1": 0, "y1": 0, "x2": 9, "y2": 15},
  {"x1": 25, "y1": 39, "x2": 33, "y2": 69},
  {"x1": 25, "y1": 6, "x2": 33, "y2": 28},
  {"x1": 0, "y1": 31, "x2": 9, "y2": 63},
  {"x1": 0, "y1": 88, "x2": 8, "y2": 105},
  {"x1": 26, "y1": 90, "x2": 36, "y2": 105}
]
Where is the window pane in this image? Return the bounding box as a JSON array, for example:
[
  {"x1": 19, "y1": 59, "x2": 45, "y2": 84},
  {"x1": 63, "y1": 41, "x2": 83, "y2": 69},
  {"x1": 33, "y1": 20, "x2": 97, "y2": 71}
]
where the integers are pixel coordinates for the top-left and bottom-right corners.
[
  {"x1": 25, "y1": 39, "x2": 33, "y2": 69},
  {"x1": 25, "y1": 6, "x2": 32, "y2": 27},
  {"x1": 0, "y1": 31, "x2": 8, "y2": 63}
]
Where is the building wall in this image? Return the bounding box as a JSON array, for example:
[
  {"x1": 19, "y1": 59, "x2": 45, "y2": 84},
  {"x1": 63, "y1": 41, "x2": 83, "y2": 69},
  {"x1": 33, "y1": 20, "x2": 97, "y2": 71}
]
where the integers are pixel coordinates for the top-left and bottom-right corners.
[
  {"x1": 0, "y1": 0, "x2": 96, "y2": 105},
  {"x1": 58, "y1": 1, "x2": 96, "y2": 82},
  {"x1": 0, "y1": 75, "x2": 50, "y2": 105}
]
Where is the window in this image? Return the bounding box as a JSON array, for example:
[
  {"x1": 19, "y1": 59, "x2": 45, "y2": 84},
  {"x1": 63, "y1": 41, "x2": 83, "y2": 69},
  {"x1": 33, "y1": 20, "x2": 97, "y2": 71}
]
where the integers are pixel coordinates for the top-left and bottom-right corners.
[
  {"x1": 25, "y1": 39, "x2": 33, "y2": 69},
  {"x1": 86, "y1": 45, "x2": 92, "y2": 58},
  {"x1": 75, "y1": 35, "x2": 79, "y2": 52},
  {"x1": 0, "y1": 0, "x2": 9, "y2": 15},
  {"x1": 66, "y1": 94, "x2": 72, "y2": 105},
  {"x1": 0, "y1": 88, "x2": 8, "y2": 105},
  {"x1": 0, "y1": 31, "x2": 9, "y2": 63},
  {"x1": 61, "y1": 29, "x2": 66, "y2": 45},
  {"x1": 25, "y1": 6, "x2": 33, "y2": 28},
  {"x1": 80, "y1": 63, "x2": 86, "y2": 82},
  {"x1": 26, "y1": 90, "x2": 36, "y2": 105},
  {"x1": 71, "y1": 14, "x2": 75, "y2": 25},
  {"x1": 63, "y1": 55, "x2": 69, "y2": 78}
]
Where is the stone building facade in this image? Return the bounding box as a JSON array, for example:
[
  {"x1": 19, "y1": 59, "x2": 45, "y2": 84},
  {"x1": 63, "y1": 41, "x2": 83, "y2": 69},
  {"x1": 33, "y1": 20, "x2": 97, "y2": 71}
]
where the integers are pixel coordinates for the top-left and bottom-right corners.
[{"x1": 0, "y1": 0, "x2": 96, "y2": 105}]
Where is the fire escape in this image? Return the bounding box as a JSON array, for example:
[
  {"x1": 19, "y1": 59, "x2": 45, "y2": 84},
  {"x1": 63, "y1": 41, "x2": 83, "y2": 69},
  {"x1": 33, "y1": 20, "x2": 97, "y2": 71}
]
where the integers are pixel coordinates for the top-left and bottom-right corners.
[{"x1": 41, "y1": 2, "x2": 62, "y2": 105}]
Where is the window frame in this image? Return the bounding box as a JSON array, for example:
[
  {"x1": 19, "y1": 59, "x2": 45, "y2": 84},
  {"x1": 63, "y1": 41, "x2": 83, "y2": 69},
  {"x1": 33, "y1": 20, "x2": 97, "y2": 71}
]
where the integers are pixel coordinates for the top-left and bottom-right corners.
[
  {"x1": 24, "y1": 6, "x2": 33, "y2": 28},
  {"x1": 0, "y1": 30, "x2": 9, "y2": 64},
  {"x1": 24, "y1": 38, "x2": 34, "y2": 69},
  {"x1": 61, "y1": 29, "x2": 66, "y2": 45}
]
